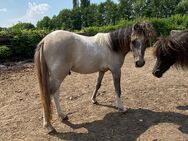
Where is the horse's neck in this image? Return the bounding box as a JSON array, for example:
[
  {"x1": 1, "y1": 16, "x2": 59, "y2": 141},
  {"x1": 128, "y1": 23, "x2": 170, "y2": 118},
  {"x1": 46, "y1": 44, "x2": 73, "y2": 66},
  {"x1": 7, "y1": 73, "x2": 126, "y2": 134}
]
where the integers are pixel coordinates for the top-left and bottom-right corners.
[
  {"x1": 94, "y1": 32, "x2": 131, "y2": 56},
  {"x1": 94, "y1": 33, "x2": 111, "y2": 48},
  {"x1": 109, "y1": 30, "x2": 131, "y2": 56}
]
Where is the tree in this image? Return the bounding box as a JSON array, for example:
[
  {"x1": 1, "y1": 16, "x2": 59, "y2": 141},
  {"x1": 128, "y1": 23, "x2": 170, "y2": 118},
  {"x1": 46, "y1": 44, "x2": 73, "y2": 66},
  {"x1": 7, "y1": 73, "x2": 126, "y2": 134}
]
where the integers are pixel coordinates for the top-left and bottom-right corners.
[
  {"x1": 104, "y1": 0, "x2": 118, "y2": 25},
  {"x1": 57, "y1": 9, "x2": 73, "y2": 30},
  {"x1": 85, "y1": 4, "x2": 98, "y2": 27},
  {"x1": 73, "y1": 0, "x2": 79, "y2": 9},
  {"x1": 132, "y1": 0, "x2": 181, "y2": 18},
  {"x1": 80, "y1": 0, "x2": 90, "y2": 8},
  {"x1": 118, "y1": 0, "x2": 134, "y2": 19},
  {"x1": 9, "y1": 22, "x2": 35, "y2": 31},
  {"x1": 96, "y1": 3, "x2": 106, "y2": 26},
  {"x1": 51, "y1": 15, "x2": 59, "y2": 30},
  {"x1": 37, "y1": 16, "x2": 52, "y2": 30},
  {"x1": 157, "y1": 0, "x2": 181, "y2": 17},
  {"x1": 176, "y1": 0, "x2": 188, "y2": 14},
  {"x1": 71, "y1": 7, "x2": 82, "y2": 30}
]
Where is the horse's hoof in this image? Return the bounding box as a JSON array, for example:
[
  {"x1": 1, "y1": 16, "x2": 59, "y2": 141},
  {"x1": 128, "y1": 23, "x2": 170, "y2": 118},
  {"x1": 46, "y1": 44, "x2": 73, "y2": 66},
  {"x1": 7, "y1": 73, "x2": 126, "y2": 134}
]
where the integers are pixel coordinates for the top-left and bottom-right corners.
[
  {"x1": 92, "y1": 100, "x2": 98, "y2": 104},
  {"x1": 48, "y1": 128, "x2": 57, "y2": 135},
  {"x1": 60, "y1": 115, "x2": 69, "y2": 122},
  {"x1": 118, "y1": 107, "x2": 128, "y2": 113},
  {"x1": 91, "y1": 99, "x2": 98, "y2": 104},
  {"x1": 63, "y1": 115, "x2": 69, "y2": 121}
]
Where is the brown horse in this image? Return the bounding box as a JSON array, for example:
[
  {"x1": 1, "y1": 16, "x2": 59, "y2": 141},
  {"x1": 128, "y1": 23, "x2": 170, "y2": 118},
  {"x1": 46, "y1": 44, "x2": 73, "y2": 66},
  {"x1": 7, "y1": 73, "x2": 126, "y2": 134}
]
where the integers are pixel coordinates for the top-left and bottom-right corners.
[
  {"x1": 35, "y1": 22, "x2": 154, "y2": 134},
  {"x1": 152, "y1": 31, "x2": 188, "y2": 78}
]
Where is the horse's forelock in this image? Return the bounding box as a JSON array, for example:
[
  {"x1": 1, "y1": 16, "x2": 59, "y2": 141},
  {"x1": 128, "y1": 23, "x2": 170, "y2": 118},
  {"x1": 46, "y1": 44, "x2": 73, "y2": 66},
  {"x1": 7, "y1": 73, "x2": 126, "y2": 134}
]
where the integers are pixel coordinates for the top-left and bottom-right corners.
[
  {"x1": 133, "y1": 22, "x2": 155, "y2": 39},
  {"x1": 153, "y1": 39, "x2": 162, "y2": 57},
  {"x1": 153, "y1": 37, "x2": 171, "y2": 57},
  {"x1": 141, "y1": 22, "x2": 156, "y2": 38},
  {"x1": 132, "y1": 24, "x2": 145, "y2": 36}
]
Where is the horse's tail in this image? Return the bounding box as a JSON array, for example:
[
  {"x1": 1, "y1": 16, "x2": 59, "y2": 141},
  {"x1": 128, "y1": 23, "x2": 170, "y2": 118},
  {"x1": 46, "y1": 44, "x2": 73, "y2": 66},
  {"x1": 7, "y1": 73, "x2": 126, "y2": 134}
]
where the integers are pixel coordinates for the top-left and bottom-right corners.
[{"x1": 34, "y1": 41, "x2": 52, "y2": 123}]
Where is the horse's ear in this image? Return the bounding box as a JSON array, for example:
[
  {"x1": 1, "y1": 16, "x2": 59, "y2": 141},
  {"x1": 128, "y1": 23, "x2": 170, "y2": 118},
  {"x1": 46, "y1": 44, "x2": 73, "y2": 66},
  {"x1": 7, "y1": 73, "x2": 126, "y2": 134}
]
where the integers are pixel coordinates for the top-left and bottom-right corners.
[{"x1": 132, "y1": 23, "x2": 140, "y2": 31}]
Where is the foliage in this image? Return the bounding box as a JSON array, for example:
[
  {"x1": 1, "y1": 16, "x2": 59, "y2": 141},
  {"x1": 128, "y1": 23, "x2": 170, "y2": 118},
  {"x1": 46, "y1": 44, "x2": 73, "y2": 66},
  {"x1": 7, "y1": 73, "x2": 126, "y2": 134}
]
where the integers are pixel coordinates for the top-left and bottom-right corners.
[
  {"x1": 80, "y1": 0, "x2": 90, "y2": 8},
  {"x1": 11, "y1": 30, "x2": 49, "y2": 58},
  {"x1": 36, "y1": 0, "x2": 186, "y2": 31},
  {"x1": 132, "y1": 0, "x2": 181, "y2": 18},
  {"x1": 176, "y1": 0, "x2": 188, "y2": 14},
  {"x1": 9, "y1": 22, "x2": 35, "y2": 31},
  {"x1": 73, "y1": 0, "x2": 79, "y2": 8},
  {"x1": 81, "y1": 20, "x2": 134, "y2": 33},
  {"x1": 0, "y1": 46, "x2": 12, "y2": 59},
  {"x1": 0, "y1": 29, "x2": 49, "y2": 60},
  {"x1": 118, "y1": 0, "x2": 133, "y2": 19},
  {"x1": 82, "y1": 15, "x2": 188, "y2": 36},
  {"x1": 37, "y1": 16, "x2": 53, "y2": 30}
]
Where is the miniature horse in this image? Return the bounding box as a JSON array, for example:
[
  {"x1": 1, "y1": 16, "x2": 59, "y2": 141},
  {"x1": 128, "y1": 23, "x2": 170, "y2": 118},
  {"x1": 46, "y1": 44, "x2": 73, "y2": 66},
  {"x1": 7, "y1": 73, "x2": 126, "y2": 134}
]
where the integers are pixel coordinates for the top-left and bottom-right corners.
[
  {"x1": 152, "y1": 31, "x2": 188, "y2": 78},
  {"x1": 35, "y1": 22, "x2": 154, "y2": 134}
]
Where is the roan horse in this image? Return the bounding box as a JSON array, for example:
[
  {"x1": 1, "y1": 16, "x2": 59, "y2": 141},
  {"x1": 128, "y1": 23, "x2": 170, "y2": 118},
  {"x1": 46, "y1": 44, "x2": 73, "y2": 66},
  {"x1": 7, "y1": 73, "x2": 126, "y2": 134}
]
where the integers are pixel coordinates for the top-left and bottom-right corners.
[
  {"x1": 34, "y1": 22, "x2": 154, "y2": 134},
  {"x1": 152, "y1": 30, "x2": 188, "y2": 78}
]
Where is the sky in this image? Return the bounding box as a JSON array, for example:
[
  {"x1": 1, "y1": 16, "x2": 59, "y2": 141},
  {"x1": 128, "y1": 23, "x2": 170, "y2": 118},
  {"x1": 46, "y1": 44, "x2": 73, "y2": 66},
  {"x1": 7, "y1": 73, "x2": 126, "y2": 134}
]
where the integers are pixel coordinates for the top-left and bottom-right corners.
[{"x1": 0, "y1": 0, "x2": 118, "y2": 28}]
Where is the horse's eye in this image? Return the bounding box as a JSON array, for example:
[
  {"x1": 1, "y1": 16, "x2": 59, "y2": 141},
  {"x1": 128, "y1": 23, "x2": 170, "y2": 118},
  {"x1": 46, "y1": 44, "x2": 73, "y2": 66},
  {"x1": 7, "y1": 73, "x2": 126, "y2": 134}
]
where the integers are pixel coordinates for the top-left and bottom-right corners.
[
  {"x1": 131, "y1": 40, "x2": 137, "y2": 46},
  {"x1": 160, "y1": 52, "x2": 168, "y2": 59},
  {"x1": 163, "y1": 52, "x2": 168, "y2": 57}
]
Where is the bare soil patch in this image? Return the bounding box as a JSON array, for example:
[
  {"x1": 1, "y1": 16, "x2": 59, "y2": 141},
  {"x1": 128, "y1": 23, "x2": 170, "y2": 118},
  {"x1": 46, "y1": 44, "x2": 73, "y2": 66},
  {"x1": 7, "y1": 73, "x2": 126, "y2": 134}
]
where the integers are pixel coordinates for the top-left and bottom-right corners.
[{"x1": 0, "y1": 49, "x2": 188, "y2": 141}]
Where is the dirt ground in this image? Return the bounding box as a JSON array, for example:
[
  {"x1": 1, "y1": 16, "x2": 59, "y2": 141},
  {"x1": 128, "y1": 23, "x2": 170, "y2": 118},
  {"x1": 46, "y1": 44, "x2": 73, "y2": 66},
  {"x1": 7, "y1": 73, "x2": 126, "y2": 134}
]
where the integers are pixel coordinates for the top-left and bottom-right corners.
[{"x1": 0, "y1": 49, "x2": 188, "y2": 141}]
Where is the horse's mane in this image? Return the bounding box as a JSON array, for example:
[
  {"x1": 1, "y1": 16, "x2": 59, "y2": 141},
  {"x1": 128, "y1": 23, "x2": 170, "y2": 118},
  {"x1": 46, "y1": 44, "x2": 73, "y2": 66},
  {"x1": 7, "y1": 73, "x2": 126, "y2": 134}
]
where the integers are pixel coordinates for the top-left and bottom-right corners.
[
  {"x1": 109, "y1": 22, "x2": 155, "y2": 55},
  {"x1": 153, "y1": 31, "x2": 188, "y2": 68},
  {"x1": 109, "y1": 26, "x2": 132, "y2": 54}
]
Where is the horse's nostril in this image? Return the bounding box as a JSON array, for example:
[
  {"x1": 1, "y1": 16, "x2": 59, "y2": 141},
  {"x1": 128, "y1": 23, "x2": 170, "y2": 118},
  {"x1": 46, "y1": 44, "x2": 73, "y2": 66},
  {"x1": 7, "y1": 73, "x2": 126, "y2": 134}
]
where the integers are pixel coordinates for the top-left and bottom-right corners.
[
  {"x1": 152, "y1": 69, "x2": 162, "y2": 78},
  {"x1": 154, "y1": 69, "x2": 160, "y2": 74},
  {"x1": 135, "y1": 60, "x2": 145, "y2": 67}
]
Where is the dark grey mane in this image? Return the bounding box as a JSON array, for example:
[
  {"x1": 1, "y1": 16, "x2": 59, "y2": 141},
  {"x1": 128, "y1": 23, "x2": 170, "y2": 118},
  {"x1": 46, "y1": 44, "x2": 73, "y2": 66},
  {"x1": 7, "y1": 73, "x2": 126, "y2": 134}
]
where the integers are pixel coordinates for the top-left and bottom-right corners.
[
  {"x1": 154, "y1": 31, "x2": 188, "y2": 68},
  {"x1": 109, "y1": 22, "x2": 154, "y2": 55},
  {"x1": 109, "y1": 26, "x2": 132, "y2": 54}
]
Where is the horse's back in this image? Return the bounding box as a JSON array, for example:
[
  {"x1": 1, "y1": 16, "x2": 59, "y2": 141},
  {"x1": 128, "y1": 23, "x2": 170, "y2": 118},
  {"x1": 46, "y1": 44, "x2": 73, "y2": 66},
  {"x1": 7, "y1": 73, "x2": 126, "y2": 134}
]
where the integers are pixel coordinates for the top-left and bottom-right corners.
[{"x1": 41, "y1": 30, "x2": 112, "y2": 74}]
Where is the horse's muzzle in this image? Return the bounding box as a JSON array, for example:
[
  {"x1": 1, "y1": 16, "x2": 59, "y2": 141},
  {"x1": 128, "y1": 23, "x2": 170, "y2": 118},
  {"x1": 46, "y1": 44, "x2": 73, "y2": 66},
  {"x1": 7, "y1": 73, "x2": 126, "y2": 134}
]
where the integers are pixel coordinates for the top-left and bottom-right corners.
[
  {"x1": 135, "y1": 60, "x2": 145, "y2": 68},
  {"x1": 152, "y1": 69, "x2": 162, "y2": 78}
]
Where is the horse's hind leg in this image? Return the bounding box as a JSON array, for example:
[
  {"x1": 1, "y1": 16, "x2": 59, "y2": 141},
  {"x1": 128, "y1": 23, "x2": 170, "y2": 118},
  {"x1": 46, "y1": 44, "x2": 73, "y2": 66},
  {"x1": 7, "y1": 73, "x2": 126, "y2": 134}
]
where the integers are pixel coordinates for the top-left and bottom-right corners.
[
  {"x1": 53, "y1": 88, "x2": 68, "y2": 121},
  {"x1": 91, "y1": 71, "x2": 105, "y2": 104},
  {"x1": 43, "y1": 109, "x2": 56, "y2": 134},
  {"x1": 49, "y1": 74, "x2": 69, "y2": 122}
]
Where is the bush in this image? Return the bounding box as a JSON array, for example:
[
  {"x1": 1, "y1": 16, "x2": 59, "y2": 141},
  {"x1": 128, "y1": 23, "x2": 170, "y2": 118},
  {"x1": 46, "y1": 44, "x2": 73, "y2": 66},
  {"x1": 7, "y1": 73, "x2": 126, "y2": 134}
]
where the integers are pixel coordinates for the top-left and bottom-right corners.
[
  {"x1": 81, "y1": 15, "x2": 188, "y2": 36},
  {"x1": 0, "y1": 46, "x2": 12, "y2": 59},
  {"x1": 0, "y1": 29, "x2": 49, "y2": 60},
  {"x1": 11, "y1": 29, "x2": 49, "y2": 58},
  {"x1": 9, "y1": 22, "x2": 35, "y2": 32}
]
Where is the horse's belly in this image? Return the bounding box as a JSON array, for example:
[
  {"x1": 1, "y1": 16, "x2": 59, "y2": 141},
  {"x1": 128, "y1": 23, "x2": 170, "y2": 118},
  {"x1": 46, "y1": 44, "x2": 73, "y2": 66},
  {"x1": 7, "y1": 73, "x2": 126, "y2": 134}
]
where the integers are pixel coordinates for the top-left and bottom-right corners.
[
  {"x1": 70, "y1": 44, "x2": 110, "y2": 74},
  {"x1": 71, "y1": 67, "x2": 98, "y2": 74},
  {"x1": 71, "y1": 62, "x2": 108, "y2": 74}
]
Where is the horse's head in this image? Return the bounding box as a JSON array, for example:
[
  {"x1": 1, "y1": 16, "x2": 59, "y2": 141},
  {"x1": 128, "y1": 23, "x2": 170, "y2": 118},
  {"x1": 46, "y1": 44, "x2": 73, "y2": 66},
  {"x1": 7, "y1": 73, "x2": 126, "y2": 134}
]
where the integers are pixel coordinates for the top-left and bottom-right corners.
[
  {"x1": 130, "y1": 22, "x2": 155, "y2": 67},
  {"x1": 152, "y1": 38, "x2": 176, "y2": 78}
]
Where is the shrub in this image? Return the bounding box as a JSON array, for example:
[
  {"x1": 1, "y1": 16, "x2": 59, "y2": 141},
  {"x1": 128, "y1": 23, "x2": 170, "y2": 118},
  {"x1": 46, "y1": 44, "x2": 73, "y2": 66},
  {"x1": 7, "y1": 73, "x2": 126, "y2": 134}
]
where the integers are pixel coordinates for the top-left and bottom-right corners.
[
  {"x1": 9, "y1": 22, "x2": 35, "y2": 32},
  {"x1": 0, "y1": 46, "x2": 12, "y2": 59},
  {"x1": 11, "y1": 29, "x2": 49, "y2": 58},
  {"x1": 81, "y1": 15, "x2": 188, "y2": 36}
]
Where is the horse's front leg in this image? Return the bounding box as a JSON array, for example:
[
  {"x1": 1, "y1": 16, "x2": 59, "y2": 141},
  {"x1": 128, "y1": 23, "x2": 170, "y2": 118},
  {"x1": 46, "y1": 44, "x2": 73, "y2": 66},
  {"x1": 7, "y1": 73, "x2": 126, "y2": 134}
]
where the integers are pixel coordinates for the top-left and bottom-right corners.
[
  {"x1": 111, "y1": 69, "x2": 127, "y2": 112},
  {"x1": 91, "y1": 71, "x2": 105, "y2": 104}
]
